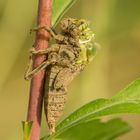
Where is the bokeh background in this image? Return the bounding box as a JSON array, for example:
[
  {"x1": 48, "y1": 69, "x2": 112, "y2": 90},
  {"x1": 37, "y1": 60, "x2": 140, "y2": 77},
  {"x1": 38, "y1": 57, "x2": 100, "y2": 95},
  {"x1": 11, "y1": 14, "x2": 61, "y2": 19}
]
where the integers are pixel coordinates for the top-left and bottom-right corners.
[{"x1": 0, "y1": 0, "x2": 140, "y2": 139}]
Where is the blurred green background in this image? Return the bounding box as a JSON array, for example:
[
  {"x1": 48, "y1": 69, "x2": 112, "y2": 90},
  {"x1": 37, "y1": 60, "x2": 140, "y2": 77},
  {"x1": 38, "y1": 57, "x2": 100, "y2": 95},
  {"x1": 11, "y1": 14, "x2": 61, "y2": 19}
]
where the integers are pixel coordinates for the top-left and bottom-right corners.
[{"x1": 0, "y1": 0, "x2": 140, "y2": 139}]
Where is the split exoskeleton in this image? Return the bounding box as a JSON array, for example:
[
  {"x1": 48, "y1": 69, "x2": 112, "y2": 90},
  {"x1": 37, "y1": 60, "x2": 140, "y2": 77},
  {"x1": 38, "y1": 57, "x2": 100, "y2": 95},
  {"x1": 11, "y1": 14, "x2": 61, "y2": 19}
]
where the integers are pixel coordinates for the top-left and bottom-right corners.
[{"x1": 24, "y1": 18, "x2": 97, "y2": 134}]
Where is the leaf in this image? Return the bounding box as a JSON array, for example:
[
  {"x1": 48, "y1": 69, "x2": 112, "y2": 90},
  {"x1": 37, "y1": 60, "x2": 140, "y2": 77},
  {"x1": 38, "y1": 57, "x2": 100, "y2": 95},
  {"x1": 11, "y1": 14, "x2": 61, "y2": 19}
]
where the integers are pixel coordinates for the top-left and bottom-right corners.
[
  {"x1": 22, "y1": 121, "x2": 33, "y2": 140},
  {"x1": 40, "y1": 136, "x2": 47, "y2": 140},
  {"x1": 56, "y1": 118, "x2": 131, "y2": 140},
  {"x1": 54, "y1": 78, "x2": 140, "y2": 136},
  {"x1": 52, "y1": 0, "x2": 78, "y2": 26}
]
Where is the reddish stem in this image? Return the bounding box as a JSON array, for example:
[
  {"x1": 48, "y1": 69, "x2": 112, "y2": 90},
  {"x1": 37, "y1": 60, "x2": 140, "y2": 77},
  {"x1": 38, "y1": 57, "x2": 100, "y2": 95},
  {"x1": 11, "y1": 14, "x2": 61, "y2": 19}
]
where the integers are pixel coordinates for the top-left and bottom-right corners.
[{"x1": 26, "y1": 0, "x2": 52, "y2": 140}]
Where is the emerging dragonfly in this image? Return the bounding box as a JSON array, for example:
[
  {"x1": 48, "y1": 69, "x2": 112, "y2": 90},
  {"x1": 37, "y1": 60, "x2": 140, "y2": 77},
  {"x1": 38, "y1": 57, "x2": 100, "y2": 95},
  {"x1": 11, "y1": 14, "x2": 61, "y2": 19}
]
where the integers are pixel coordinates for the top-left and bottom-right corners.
[{"x1": 25, "y1": 18, "x2": 98, "y2": 134}]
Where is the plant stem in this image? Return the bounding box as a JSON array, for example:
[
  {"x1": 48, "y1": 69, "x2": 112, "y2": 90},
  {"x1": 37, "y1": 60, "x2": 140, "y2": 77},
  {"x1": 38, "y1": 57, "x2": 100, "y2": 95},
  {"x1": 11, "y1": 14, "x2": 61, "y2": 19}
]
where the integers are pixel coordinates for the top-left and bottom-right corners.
[{"x1": 26, "y1": 0, "x2": 52, "y2": 140}]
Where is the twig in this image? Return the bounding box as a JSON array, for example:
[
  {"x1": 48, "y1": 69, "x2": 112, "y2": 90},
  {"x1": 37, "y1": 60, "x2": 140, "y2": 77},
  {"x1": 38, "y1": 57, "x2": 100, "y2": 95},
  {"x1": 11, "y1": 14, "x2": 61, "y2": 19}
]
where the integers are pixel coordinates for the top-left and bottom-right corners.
[{"x1": 26, "y1": 0, "x2": 52, "y2": 140}]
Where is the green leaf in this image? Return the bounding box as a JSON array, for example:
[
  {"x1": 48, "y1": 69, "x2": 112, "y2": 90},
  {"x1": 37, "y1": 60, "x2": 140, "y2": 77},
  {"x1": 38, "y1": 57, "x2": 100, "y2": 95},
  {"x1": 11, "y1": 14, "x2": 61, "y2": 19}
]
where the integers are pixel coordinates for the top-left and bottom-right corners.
[
  {"x1": 54, "y1": 78, "x2": 140, "y2": 137},
  {"x1": 56, "y1": 118, "x2": 131, "y2": 140},
  {"x1": 22, "y1": 121, "x2": 33, "y2": 140},
  {"x1": 40, "y1": 136, "x2": 47, "y2": 140},
  {"x1": 52, "y1": 0, "x2": 78, "y2": 26}
]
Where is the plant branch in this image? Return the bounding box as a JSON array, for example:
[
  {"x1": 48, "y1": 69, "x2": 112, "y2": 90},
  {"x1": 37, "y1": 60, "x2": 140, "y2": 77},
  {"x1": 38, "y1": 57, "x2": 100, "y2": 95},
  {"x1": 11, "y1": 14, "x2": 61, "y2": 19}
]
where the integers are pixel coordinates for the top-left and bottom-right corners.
[{"x1": 26, "y1": 0, "x2": 52, "y2": 140}]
